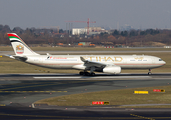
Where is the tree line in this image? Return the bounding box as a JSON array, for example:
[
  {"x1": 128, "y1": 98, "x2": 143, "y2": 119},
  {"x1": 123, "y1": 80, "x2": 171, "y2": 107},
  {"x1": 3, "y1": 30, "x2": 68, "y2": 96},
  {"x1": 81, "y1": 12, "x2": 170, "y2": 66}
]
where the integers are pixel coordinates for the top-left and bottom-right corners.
[{"x1": 0, "y1": 24, "x2": 171, "y2": 47}]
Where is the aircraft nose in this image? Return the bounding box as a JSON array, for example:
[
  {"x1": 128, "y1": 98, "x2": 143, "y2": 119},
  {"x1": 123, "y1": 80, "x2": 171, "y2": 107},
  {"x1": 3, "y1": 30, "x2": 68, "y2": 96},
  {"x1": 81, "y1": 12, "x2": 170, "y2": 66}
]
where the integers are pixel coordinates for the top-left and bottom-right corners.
[{"x1": 163, "y1": 61, "x2": 166, "y2": 65}]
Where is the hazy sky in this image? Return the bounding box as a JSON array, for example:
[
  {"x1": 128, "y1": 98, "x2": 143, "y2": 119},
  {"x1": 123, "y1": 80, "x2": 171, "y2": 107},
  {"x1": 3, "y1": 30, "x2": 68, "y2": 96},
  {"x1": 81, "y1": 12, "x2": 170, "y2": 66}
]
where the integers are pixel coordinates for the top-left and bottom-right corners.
[{"x1": 0, "y1": 0, "x2": 171, "y2": 30}]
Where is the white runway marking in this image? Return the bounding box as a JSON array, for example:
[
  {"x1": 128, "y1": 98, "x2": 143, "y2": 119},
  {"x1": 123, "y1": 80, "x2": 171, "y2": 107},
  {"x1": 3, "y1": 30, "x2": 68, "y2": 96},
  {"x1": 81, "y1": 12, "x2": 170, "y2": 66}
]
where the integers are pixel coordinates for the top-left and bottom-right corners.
[{"x1": 34, "y1": 76, "x2": 151, "y2": 79}]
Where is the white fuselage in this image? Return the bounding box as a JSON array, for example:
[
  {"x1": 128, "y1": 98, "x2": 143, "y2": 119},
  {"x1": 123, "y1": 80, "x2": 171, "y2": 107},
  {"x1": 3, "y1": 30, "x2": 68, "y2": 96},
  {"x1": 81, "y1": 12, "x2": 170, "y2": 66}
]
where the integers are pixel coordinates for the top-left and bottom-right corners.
[{"x1": 25, "y1": 55, "x2": 165, "y2": 70}]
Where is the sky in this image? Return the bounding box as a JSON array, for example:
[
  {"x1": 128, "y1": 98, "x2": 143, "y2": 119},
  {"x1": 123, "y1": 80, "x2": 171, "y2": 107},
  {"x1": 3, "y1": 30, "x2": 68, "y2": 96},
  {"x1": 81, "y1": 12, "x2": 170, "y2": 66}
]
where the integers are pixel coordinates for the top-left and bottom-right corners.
[{"x1": 0, "y1": 0, "x2": 171, "y2": 30}]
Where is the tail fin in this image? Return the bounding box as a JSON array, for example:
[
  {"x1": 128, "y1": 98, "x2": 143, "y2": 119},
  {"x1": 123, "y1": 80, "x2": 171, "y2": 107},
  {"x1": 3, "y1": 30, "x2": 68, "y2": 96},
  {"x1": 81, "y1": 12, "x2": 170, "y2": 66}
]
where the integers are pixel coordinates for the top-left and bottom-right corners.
[{"x1": 7, "y1": 33, "x2": 39, "y2": 55}]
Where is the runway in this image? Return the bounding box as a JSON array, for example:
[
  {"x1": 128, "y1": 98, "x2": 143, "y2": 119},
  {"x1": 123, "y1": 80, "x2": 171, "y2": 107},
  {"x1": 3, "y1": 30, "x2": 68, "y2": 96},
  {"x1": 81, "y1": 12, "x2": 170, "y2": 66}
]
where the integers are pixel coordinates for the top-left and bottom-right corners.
[
  {"x1": 0, "y1": 73, "x2": 171, "y2": 119},
  {"x1": 0, "y1": 73, "x2": 171, "y2": 105},
  {"x1": 0, "y1": 73, "x2": 170, "y2": 80}
]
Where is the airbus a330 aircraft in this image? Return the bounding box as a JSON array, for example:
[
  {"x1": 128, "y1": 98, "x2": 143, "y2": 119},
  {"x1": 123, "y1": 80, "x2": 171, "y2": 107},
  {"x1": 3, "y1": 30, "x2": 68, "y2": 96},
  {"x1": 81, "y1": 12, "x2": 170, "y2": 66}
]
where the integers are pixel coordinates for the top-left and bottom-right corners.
[{"x1": 7, "y1": 33, "x2": 166, "y2": 76}]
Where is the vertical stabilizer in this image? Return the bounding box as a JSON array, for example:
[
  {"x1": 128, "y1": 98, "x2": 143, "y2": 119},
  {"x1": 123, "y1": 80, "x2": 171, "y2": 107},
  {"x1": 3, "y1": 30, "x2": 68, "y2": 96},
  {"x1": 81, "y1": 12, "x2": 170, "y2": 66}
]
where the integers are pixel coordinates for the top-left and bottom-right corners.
[{"x1": 7, "y1": 33, "x2": 39, "y2": 55}]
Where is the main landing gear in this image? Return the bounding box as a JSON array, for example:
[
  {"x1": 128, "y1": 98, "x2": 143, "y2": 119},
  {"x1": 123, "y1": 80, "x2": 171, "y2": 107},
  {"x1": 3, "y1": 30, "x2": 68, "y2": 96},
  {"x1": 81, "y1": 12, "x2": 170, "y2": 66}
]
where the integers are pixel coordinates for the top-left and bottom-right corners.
[
  {"x1": 148, "y1": 69, "x2": 152, "y2": 75},
  {"x1": 79, "y1": 71, "x2": 95, "y2": 76}
]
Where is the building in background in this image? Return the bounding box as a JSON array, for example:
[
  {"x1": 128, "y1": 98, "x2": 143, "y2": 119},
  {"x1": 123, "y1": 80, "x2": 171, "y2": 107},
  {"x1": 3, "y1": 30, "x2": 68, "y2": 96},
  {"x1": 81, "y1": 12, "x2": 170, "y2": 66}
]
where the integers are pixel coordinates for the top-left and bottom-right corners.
[
  {"x1": 72, "y1": 28, "x2": 87, "y2": 35},
  {"x1": 72, "y1": 27, "x2": 108, "y2": 35},
  {"x1": 120, "y1": 24, "x2": 133, "y2": 31}
]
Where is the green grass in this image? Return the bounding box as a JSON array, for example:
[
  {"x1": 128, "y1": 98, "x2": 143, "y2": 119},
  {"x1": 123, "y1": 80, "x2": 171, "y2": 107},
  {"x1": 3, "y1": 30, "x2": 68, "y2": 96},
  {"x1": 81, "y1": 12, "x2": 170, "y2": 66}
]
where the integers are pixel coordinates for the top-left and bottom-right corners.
[{"x1": 35, "y1": 85, "x2": 171, "y2": 107}]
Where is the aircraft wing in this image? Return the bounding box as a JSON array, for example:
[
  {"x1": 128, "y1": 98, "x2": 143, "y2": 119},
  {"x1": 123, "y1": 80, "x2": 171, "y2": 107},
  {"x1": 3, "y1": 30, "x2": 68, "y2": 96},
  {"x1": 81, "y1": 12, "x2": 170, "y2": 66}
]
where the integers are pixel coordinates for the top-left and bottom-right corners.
[
  {"x1": 80, "y1": 56, "x2": 112, "y2": 68},
  {"x1": 80, "y1": 56, "x2": 121, "y2": 74}
]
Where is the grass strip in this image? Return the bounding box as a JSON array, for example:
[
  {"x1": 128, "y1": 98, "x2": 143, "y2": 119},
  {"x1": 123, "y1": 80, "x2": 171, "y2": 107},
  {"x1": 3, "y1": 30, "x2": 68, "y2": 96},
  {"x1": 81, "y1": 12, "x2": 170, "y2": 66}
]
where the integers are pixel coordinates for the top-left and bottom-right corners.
[{"x1": 35, "y1": 85, "x2": 171, "y2": 108}]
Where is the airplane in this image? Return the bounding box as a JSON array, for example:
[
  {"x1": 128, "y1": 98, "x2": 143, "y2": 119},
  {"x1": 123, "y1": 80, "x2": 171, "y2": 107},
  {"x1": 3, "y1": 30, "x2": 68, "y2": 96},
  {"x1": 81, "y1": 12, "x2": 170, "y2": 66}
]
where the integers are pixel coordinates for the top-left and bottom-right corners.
[{"x1": 6, "y1": 33, "x2": 166, "y2": 76}]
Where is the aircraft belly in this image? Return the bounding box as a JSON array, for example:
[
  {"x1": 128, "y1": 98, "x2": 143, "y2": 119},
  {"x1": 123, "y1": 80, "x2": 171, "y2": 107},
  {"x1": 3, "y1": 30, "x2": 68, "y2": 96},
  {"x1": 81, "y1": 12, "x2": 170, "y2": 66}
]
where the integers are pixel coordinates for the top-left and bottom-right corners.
[
  {"x1": 35, "y1": 64, "x2": 75, "y2": 69},
  {"x1": 27, "y1": 60, "x2": 80, "y2": 69},
  {"x1": 47, "y1": 65, "x2": 73, "y2": 69},
  {"x1": 41, "y1": 57, "x2": 80, "y2": 69},
  {"x1": 120, "y1": 65, "x2": 161, "y2": 69}
]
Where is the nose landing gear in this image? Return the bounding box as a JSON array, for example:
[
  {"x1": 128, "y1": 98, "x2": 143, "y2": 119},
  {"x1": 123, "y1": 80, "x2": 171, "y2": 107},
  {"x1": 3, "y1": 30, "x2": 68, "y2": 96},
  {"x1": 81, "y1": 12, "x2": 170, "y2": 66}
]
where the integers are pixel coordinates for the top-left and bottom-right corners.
[{"x1": 148, "y1": 69, "x2": 152, "y2": 75}]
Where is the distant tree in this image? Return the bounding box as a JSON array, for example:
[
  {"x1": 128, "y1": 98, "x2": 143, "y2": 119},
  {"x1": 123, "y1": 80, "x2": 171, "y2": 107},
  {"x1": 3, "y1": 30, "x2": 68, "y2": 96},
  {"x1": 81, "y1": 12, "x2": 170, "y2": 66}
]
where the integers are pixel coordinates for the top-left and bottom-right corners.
[
  {"x1": 59, "y1": 29, "x2": 64, "y2": 33},
  {"x1": 112, "y1": 30, "x2": 119, "y2": 36},
  {"x1": 121, "y1": 31, "x2": 128, "y2": 36},
  {"x1": 107, "y1": 35, "x2": 116, "y2": 41},
  {"x1": 129, "y1": 30, "x2": 138, "y2": 36},
  {"x1": 2, "y1": 25, "x2": 11, "y2": 33},
  {"x1": 0, "y1": 25, "x2": 3, "y2": 31},
  {"x1": 100, "y1": 32, "x2": 108, "y2": 37},
  {"x1": 145, "y1": 29, "x2": 160, "y2": 35},
  {"x1": 12, "y1": 27, "x2": 24, "y2": 34},
  {"x1": 124, "y1": 31, "x2": 128, "y2": 36},
  {"x1": 93, "y1": 35, "x2": 100, "y2": 40},
  {"x1": 140, "y1": 31, "x2": 146, "y2": 35}
]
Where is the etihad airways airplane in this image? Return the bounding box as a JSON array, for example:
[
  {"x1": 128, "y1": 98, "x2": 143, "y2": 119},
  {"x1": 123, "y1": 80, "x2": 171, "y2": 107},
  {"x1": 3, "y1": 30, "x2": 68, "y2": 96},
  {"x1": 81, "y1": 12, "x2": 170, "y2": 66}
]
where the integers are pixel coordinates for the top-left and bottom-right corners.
[{"x1": 7, "y1": 33, "x2": 166, "y2": 75}]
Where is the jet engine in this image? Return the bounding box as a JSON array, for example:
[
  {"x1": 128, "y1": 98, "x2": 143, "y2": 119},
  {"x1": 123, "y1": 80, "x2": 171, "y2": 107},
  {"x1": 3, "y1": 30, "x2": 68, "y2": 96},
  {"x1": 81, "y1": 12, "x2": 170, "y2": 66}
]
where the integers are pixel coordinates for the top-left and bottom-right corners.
[
  {"x1": 103, "y1": 66, "x2": 121, "y2": 74},
  {"x1": 72, "y1": 64, "x2": 86, "y2": 70}
]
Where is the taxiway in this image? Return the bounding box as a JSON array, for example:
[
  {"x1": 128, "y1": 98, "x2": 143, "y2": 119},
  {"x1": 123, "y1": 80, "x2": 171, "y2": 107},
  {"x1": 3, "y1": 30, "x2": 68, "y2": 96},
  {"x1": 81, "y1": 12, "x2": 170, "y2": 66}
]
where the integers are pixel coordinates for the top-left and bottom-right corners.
[{"x1": 0, "y1": 73, "x2": 171, "y2": 119}]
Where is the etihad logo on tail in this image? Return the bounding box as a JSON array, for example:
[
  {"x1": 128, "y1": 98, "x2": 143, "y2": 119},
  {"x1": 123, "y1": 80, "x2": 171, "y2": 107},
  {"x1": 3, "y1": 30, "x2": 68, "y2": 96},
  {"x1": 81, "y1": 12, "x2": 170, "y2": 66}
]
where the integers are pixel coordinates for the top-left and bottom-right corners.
[{"x1": 16, "y1": 45, "x2": 24, "y2": 54}]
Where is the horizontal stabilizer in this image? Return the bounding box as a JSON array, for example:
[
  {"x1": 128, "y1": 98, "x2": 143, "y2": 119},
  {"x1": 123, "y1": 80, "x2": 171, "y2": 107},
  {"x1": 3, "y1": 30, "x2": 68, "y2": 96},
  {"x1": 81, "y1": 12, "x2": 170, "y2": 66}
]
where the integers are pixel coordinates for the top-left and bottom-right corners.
[
  {"x1": 5, "y1": 55, "x2": 27, "y2": 62},
  {"x1": 13, "y1": 55, "x2": 27, "y2": 61}
]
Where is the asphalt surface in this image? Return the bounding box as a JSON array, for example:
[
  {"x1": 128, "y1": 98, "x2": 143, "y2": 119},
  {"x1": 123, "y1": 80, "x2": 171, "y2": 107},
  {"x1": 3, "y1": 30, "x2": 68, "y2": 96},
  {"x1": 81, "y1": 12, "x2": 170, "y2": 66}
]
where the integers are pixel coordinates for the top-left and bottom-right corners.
[{"x1": 0, "y1": 73, "x2": 171, "y2": 119}]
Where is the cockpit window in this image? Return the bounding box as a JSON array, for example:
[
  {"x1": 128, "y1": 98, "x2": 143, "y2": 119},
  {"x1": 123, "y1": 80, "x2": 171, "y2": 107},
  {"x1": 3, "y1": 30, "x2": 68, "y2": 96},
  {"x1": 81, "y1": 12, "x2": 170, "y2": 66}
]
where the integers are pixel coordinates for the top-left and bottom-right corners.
[{"x1": 159, "y1": 59, "x2": 163, "y2": 61}]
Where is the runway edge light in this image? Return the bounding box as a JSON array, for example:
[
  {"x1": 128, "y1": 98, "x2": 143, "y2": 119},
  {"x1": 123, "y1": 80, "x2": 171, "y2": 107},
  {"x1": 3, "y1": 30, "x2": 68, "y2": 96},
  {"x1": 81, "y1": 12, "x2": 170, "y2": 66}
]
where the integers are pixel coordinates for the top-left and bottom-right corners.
[{"x1": 134, "y1": 91, "x2": 148, "y2": 94}]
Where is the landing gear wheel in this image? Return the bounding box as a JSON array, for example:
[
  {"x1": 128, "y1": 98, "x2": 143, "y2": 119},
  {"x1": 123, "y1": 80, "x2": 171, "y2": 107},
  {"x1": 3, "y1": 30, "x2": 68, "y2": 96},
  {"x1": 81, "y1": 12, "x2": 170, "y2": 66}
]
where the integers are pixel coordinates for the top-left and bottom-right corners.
[
  {"x1": 148, "y1": 72, "x2": 152, "y2": 75},
  {"x1": 148, "y1": 69, "x2": 152, "y2": 75},
  {"x1": 79, "y1": 71, "x2": 95, "y2": 76},
  {"x1": 90, "y1": 72, "x2": 95, "y2": 76},
  {"x1": 79, "y1": 71, "x2": 84, "y2": 75},
  {"x1": 85, "y1": 72, "x2": 90, "y2": 76}
]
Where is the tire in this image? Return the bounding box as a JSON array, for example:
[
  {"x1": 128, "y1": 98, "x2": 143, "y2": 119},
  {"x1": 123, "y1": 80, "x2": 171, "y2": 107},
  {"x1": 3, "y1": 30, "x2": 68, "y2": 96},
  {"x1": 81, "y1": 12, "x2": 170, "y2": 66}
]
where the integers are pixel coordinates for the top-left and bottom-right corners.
[
  {"x1": 85, "y1": 72, "x2": 90, "y2": 76},
  {"x1": 79, "y1": 72, "x2": 84, "y2": 75},
  {"x1": 90, "y1": 73, "x2": 95, "y2": 76},
  {"x1": 148, "y1": 72, "x2": 152, "y2": 75}
]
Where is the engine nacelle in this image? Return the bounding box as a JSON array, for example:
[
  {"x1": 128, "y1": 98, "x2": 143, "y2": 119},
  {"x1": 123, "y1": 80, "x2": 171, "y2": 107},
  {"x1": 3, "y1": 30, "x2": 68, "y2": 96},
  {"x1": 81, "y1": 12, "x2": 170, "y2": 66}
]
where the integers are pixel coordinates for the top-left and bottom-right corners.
[
  {"x1": 72, "y1": 64, "x2": 86, "y2": 70},
  {"x1": 103, "y1": 66, "x2": 121, "y2": 74}
]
